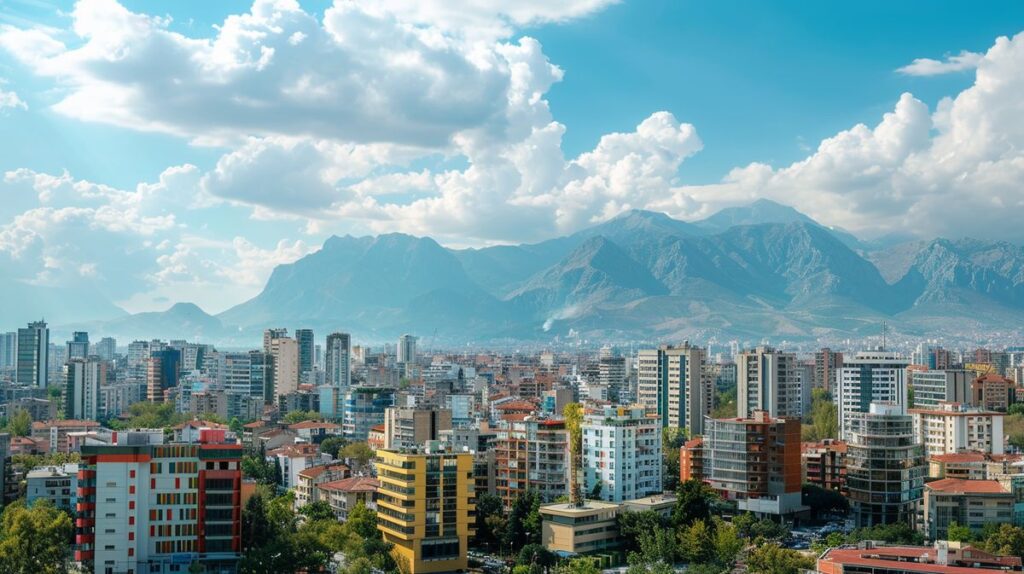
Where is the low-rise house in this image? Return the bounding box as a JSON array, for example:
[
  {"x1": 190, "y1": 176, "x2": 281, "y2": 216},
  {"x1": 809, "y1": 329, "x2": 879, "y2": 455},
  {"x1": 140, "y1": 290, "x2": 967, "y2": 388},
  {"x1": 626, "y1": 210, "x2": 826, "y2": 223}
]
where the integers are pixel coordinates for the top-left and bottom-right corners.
[
  {"x1": 318, "y1": 477, "x2": 379, "y2": 520},
  {"x1": 294, "y1": 463, "x2": 350, "y2": 509},
  {"x1": 30, "y1": 419, "x2": 101, "y2": 453},
  {"x1": 923, "y1": 478, "x2": 1015, "y2": 540},
  {"x1": 26, "y1": 463, "x2": 77, "y2": 511}
]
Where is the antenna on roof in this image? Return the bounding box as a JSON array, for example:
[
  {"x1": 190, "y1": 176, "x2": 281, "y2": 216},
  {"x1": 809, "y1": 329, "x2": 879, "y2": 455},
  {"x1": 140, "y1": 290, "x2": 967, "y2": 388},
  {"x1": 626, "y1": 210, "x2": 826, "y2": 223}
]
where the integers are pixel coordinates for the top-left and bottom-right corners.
[{"x1": 881, "y1": 321, "x2": 887, "y2": 351}]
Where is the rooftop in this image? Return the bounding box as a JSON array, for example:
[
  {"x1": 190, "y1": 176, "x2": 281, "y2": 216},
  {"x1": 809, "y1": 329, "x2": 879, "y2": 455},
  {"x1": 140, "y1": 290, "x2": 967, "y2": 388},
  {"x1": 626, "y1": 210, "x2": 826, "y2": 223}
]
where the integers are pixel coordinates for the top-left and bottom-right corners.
[
  {"x1": 925, "y1": 478, "x2": 1007, "y2": 495},
  {"x1": 319, "y1": 477, "x2": 379, "y2": 493},
  {"x1": 31, "y1": 419, "x2": 100, "y2": 429},
  {"x1": 819, "y1": 544, "x2": 1021, "y2": 574},
  {"x1": 288, "y1": 421, "x2": 340, "y2": 430}
]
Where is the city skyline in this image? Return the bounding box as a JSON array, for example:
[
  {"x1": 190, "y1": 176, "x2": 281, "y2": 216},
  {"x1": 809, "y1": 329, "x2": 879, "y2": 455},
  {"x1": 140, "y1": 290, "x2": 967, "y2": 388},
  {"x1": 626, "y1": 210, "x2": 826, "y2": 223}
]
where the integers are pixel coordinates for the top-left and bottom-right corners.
[{"x1": 0, "y1": 1, "x2": 1022, "y2": 314}]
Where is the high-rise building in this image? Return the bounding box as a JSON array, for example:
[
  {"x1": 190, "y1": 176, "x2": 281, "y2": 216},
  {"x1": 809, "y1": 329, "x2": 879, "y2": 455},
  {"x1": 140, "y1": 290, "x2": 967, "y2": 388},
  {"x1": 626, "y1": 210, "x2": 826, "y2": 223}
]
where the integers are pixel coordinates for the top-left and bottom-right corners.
[
  {"x1": 801, "y1": 439, "x2": 847, "y2": 494},
  {"x1": 814, "y1": 348, "x2": 843, "y2": 392},
  {"x1": 736, "y1": 346, "x2": 803, "y2": 419},
  {"x1": 397, "y1": 334, "x2": 417, "y2": 364},
  {"x1": 837, "y1": 350, "x2": 909, "y2": 440},
  {"x1": 325, "y1": 332, "x2": 352, "y2": 388},
  {"x1": 16, "y1": 320, "x2": 49, "y2": 388},
  {"x1": 262, "y1": 328, "x2": 288, "y2": 354},
  {"x1": 495, "y1": 418, "x2": 569, "y2": 508},
  {"x1": 912, "y1": 344, "x2": 952, "y2": 370},
  {"x1": 93, "y1": 337, "x2": 117, "y2": 362},
  {"x1": 376, "y1": 444, "x2": 474, "y2": 574},
  {"x1": 127, "y1": 340, "x2": 152, "y2": 379},
  {"x1": 76, "y1": 430, "x2": 242, "y2": 574},
  {"x1": 342, "y1": 388, "x2": 395, "y2": 441},
  {"x1": 702, "y1": 410, "x2": 804, "y2": 517},
  {"x1": 65, "y1": 357, "x2": 106, "y2": 421},
  {"x1": 637, "y1": 343, "x2": 711, "y2": 434},
  {"x1": 269, "y1": 337, "x2": 299, "y2": 399},
  {"x1": 66, "y1": 331, "x2": 89, "y2": 360},
  {"x1": 598, "y1": 354, "x2": 627, "y2": 403},
  {"x1": 846, "y1": 403, "x2": 926, "y2": 528},
  {"x1": 384, "y1": 407, "x2": 453, "y2": 451},
  {"x1": 295, "y1": 328, "x2": 314, "y2": 376},
  {"x1": 910, "y1": 402, "x2": 1004, "y2": 458},
  {"x1": 146, "y1": 348, "x2": 181, "y2": 403},
  {"x1": 582, "y1": 406, "x2": 662, "y2": 502},
  {"x1": 0, "y1": 331, "x2": 16, "y2": 370},
  {"x1": 910, "y1": 370, "x2": 971, "y2": 410},
  {"x1": 213, "y1": 351, "x2": 267, "y2": 398},
  {"x1": 971, "y1": 374, "x2": 1014, "y2": 412}
]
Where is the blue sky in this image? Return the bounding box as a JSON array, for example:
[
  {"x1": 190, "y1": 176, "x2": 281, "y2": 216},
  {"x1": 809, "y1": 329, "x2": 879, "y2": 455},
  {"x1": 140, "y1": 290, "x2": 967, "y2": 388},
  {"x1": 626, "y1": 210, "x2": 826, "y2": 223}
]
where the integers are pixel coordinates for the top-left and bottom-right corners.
[{"x1": 1, "y1": 0, "x2": 1023, "y2": 315}]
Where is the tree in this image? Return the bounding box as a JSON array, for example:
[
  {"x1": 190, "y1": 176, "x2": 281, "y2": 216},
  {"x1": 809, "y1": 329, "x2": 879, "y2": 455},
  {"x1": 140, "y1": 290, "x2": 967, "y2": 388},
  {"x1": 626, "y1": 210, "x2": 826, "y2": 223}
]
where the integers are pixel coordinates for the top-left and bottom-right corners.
[
  {"x1": 242, "y1": 495, "x2": 275, "y2": 551},
  {"x1": 811, "y1": 532, "x2": 845, "y2": 554},
  {"x1": 283, "y1": 410, "x2": 320, "y2": 424},
  {"x1": 346, "y1": 501, "x2": 379, "y2": 540},
  {"x1": 678, "y1": 519, "x2": 714, "y2": 564},
  {"x1": 563, "y1": 403, "x2": 584, "y2": 505},
  {"x1": 662, "y1": 427, "x2": 688, "y2": 491},
  {"x1": 711, "y1": 517, "x2": 743, "y2": 566},
  {"x1": 341, "y1": 442, "x2": 375, "y2": 469},
  {"x1": 475, "y1": 492, "x2": 505, "y2": 550},
  {"x1": 556, "y1": 558, "x2": 601, "y2": 574},
  {"x1": 300, "y1": 501, "x2": 335, "y2": 523},
  {"x1": 242, "y1": 454, "x2": 276, "y2": 485},
  {"x1": 319, "y1": 436, "x2": 348, "y2": 459},
  {"x1": 588, "y1": 480, "x2": 603, "y2": 499},
  {"x1": 673, "y1": 479, "x2": 716, "y2": 527},
  {"x1": 517, "y1": 544, "x2": 557, "y2": 574},
  {"x1": 746, "y1": 543, "x2": 815, "y2": 574},
  {"x1": 982, "y1": 524, "x2": 1024, "y2": 557},
  {"x1": 504, "y1": 491, "x2": 542, "y2": 554},
  {"x1": 847, "y1": 522, "x2": 923, "y2": 546},
  {"x1": 273, "y1": 457, "x2": 283, "y2": 486},
  {"x1": 0, "y1": 499, "x2": 74, "y2": 574},
  {"x1": 946, "y1": 521, "x2": 973, "y2": 542},
  {"x1": 5, "y1": 409, "x2": 31, "y2": 437},
  {"x1": 229, "y1": 417, "x2": 244, "y2": 435},
  {"x1": 618, "y1": 510, "x2": 669, "y2": 554},
  {"x1": 636, "y1": 527, "x2": 679, "y2": 565},
  {"x1": 802, "y1": 390, "x2": 838, "y2": 441},
  {"x1": 712, "y1": 387, "x2": 737, "y2": 419}
]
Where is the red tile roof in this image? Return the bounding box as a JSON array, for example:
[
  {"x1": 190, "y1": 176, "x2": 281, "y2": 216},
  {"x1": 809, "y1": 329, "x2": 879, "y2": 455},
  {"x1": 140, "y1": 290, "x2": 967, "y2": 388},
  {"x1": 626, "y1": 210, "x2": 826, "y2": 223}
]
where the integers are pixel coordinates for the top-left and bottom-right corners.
[
  {"x1": 288, "y1": 421, "x2": 340, "y2": 430},
  {"x1": 32, "y1": 419, "x2": 100, "y2": 429},
  {"x1": 319, "y1": 477, "x2": 379, "y2": 493},
  {"x1": 494, "y1": 400, "x2": 537, "y2": 411},
  {"x1": 819, "y1": 545, "x2": 1021, "y2": 574},
  {"x1": 925, "y1": 478, "x2": 1007, "y2": 495},
  {"x1": 929, "y1": 452, "x2": 987, "y2": 464},
  {"x1": 298, "y1": 463, "x2": 349, "y2": 479}
]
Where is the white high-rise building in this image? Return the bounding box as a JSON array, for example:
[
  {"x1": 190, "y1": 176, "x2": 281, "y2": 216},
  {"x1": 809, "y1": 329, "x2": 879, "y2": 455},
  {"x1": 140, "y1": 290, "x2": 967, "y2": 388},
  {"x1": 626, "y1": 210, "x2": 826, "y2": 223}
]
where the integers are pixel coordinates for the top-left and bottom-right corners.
[
  {"x1": 270, "y1": 337, "x2": 299, "y2": 398},
  {"x1": 582, "y1": 406, "x2": 662, "y2": 502},
  {"x1": 837, "y1": 350, "x2": 909, "y2": 440},
  {"x1": 736, "y1": 346, "x2": 803, "y2": 419},
  {"x1": 325, "y1": 332, "x2": 352, "y2": 388},
  {"x1": 0, "y1": 331, "x2": 17, "y2": 370},
  {"x1": 65, "y1": 357, "x2": 106, "y2": 420},
  {"x1": 910, "y1": 402, "x2": 1004, "y2": 458},
  {"x1": 93, "y1": 337, "x2": 117, "y2": 362},
  {"x1": 637, "y1": 343, "x2": 711, "y2": 434},
  {"x1": 16, "y1": 320, "x2": 48, "y2": 388},
  {"x1": 397, "y1": 334, "x2": 417, "y2": 364}
]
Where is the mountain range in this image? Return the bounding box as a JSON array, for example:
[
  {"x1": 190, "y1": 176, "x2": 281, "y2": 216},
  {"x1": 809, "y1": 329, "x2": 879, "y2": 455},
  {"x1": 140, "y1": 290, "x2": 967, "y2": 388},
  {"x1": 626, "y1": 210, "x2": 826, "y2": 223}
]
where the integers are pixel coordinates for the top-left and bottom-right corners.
[{"x1": 53, "y1": 200, "x2": 1024, "y2": 345}]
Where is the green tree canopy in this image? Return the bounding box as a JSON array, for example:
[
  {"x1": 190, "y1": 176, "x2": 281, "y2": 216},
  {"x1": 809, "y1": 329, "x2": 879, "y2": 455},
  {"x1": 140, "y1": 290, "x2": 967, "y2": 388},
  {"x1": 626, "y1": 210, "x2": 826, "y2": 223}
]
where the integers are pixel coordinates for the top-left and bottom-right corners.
[
  {"x1": 0, "y1": 499, "x2": 74, "y2": 574},
  {"x1": 746, "y1": 543, "x2": 815, "y2": 574}
]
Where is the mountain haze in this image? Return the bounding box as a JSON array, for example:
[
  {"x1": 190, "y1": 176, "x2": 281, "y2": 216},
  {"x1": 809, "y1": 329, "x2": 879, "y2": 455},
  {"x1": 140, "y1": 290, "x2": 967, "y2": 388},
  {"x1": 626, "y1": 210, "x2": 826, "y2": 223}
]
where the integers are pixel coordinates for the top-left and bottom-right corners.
[{"x1": 55, "y1": 200, "x2": 1024, "y2": 344}]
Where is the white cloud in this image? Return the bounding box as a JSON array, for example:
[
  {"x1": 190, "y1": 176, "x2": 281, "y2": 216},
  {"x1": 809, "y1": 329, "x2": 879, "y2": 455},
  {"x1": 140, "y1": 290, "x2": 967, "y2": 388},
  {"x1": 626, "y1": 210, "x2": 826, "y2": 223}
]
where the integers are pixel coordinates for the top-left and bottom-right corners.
[
  {"x1": 0, "y1": 0, "x2": 607, "y2": 148},
  {"x1": 218, "y1": 237, "x2": 314, "y2": 287},
  {"x1": 0, "y1": 85, "x2": 27, "y2": 110},
  {"x1": 897, "y1": 50, "x2": 983, "y2": 76},
  {"x1": 668, "y1": 32, "x2": 1024, "y2": 240}
]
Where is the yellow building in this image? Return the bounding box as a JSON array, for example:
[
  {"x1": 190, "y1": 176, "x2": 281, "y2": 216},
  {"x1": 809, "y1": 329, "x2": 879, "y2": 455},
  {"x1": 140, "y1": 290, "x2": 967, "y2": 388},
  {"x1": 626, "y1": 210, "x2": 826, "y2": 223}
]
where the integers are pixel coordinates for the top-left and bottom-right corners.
[
  {"x1": 376, "y1": 443, "x2": 475, "y2": 574},
  {"x1": 540, "y1": 500, "x2": 621, "y2": 555}
]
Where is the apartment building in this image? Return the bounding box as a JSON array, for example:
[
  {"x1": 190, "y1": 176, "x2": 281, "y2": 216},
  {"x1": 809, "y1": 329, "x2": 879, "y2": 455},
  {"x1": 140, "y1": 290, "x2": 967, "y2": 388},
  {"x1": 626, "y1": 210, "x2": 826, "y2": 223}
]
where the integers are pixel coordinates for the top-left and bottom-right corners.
[
  {"x1": 736, "y1": 347, "x2": 803, "y2": 419},
  {"x1": 318, "y1": 476, "x2": 379, "y2": 521},
  {"x1": 343, "y1": 387, "x2": 395, "y2": 442},
  {"x1": 76, "y1": 430, "x2": 242, "y2": 574},
  {"x1": 582, "y1": 406, "x2": 662, "y2": 502},
  {"x1": 972, "y1": 374, "x2": 1014, "y2": 412},
  {"x1": 636, "y1": 344, "x2": 711, "y2": 434},
  {"x1": 384, "y1": 407, "x2": 453, "y2": 450},
  {"x1": 702, "y1": 411, "x2": 804, "y2": 517},
  {"x1": 910, "y1": 402, "x2": 1004, "y2": 458},
  {"x1": 923, "y1": 478, "x2": 1015, "y2": 540},
  {"x1": 495, "y1": 417, "x2": 569, "y2": 509},
  {"x1": 837, "y1": 351, "x2": 909, "y2": 440},
  {"x1": 846, "y1": 403, "x2": 926, "y2": 528},
  {"x1": 910, "y1": 370, "x2": 971, "y2": 410},
  {"x1": 26, "y1": 463, "x2": 78, "y2": 511},
  {"x1": 375, "y1": 443, "x2": 474, "y2": 574},
  {"x1": 801, "y1": 439, "x2": 847, "y2": 494}
]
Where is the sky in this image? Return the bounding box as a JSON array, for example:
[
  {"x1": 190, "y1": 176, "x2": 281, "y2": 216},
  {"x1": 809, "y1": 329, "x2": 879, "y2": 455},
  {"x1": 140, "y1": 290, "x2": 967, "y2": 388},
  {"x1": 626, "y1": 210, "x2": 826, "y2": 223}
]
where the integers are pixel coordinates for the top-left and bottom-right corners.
[{"x1": 1, "y1": 0, "x2": 1023, "y2": 315}]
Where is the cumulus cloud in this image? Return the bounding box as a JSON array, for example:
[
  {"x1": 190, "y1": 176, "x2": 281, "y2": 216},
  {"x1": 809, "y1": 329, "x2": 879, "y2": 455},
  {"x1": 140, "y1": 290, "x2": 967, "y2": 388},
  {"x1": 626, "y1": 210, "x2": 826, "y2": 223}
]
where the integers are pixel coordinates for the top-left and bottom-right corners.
[
  {"x1": 897, "y1": 49, "x2": 983, "y2": 76},
  {"x1": 0, "y1": 0, "x2": 604, "y2": 148},
  {"x1": 0, "y1": 85, "x2": 27, "y2": 111},
  {"x1": 669, "y1": 32, "x2": 1024, "y2": 240}
]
